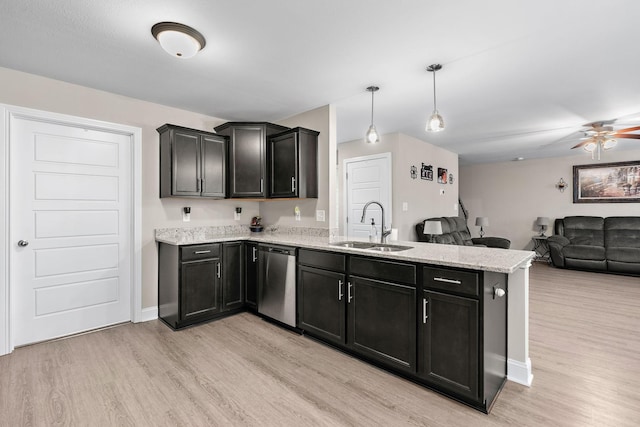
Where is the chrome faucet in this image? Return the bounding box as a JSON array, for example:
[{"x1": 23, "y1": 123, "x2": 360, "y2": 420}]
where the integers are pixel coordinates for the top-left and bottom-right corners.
[{"x1": 360, "y1": 201, "x2": 391, "y2": 244}]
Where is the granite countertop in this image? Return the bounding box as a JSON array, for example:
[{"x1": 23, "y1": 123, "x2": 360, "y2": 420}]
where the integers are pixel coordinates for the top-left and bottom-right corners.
[{"x1": 156, "y1": 226, "x2": 534, "y2": 274}]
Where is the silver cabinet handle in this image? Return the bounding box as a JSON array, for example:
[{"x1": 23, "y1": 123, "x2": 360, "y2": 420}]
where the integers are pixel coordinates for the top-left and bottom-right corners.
[
  {"x1": 216, "y1": 262, "x2": 221, "y2": 279},
  {"x1": 18, "y1": 240, "x2": 29, "y2": 247},
  {"x1": 338, "y1": 280, "x2": 343, "y2": 301},
  {"x1": 201, "y1": 178, "x2": 205, "y2": 192},
  {"x1": 260, "y1": 178, "x2": 264, "y2": 193},
  {"x1": 252, "y1": 246, "x2": 257, "y2": 262},
  {"x1": 347, "y1": 282, "x2": 353, "y2": 303},
  {"x1": 194, "y1": 250, "x2": 211, "y2": 254},
  {"x1": 433, "y1": 277, "x2": 462, "y2": 285},
  {"x1": 423, "y1": 298, "x2": 428, "y2": 323},
  {"x1": 291, "y1": 177, "x2": 296, "y2": 192}
]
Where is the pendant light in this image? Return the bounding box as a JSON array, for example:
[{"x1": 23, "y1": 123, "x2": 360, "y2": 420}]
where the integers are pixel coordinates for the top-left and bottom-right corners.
[
  {"x1": 426, "y1": 64, "x2": 444, "y2": 132},
  {"x1": 152, "y1": 22, "x2": 206, "y2": 59},
  {"x1": 365, "y1": 86, "x2": 380, "y2": 143}
]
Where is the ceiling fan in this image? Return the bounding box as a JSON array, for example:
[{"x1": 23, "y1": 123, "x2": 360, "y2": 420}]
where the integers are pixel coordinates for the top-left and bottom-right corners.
[{"x1": 571, "y1": 121, "x2": 640, "y2": 160}]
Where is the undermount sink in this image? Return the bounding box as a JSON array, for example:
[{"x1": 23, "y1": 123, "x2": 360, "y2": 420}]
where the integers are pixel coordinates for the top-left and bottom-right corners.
[
  {"x1": 367, "y1": 244, "x2": 413, "y2": 252},
  {"x1": 330, "y1": 241, "x2": 413, "y2": 252},
  {"x1": 331, "y1": 241, "x2": 377, "y2": 249}
]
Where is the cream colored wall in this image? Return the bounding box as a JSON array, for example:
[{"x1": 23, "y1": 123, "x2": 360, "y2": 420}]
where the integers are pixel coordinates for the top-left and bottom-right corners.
[
  {"x1": 338, "y1": 133, "x2": 459, "y2": 241},
  {"x1": 459, "y1": 148, "x2": 640, "y2": 250},
  {"x1": 0, "y1": 66, "x2": 260, "y2": 309},
  {"x1": 259, "y1": 105, "x2": 333, "y2": 230}
]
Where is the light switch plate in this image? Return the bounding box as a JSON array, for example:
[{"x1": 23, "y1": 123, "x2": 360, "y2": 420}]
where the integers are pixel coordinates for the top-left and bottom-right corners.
[
  {"x1": 402, "y1": 202, "x2": 408, "y2": 212},
  {"x1": 316, "y1": 210, "x2": 325, "y2": 222}
]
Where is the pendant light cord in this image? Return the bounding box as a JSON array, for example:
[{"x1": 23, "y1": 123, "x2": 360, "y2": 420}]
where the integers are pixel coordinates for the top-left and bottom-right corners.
[
  {"x1": 432, "y1": 69, "x2": 437, "y2": 111},
  {"x1": 370, "y1": 90, "x2": 375, "y2": 125}
]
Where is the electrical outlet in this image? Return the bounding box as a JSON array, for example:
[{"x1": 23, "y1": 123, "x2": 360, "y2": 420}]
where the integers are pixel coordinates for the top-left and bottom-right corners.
[
  {"x1": 402, "y1": 202, "x2": 408, "y2": 212},
  {"x1": 234, "y1": 207, "x2": 242, "y2": 220},
  {"x1": 454, "y1": 203, "x2": 458, "y2": 211},
  {"x1": 316, "y1": 210, "x2": 325, "y2": 222},
  {"x1": 294, "y1": 206, "x2": 301, "y2": 221},
  {"x1": 182, "y1": 207, "x2": 191, "y2": 222}
]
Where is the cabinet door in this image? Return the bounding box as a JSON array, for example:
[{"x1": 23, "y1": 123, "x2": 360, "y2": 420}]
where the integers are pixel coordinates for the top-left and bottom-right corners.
[
  {"x1": 269, "y1": 131, "x2": 298, "y2": 198},
  {"x1": 222, "y1": 242, "x2": 244, "y2": 311},
  {"x1": 201, "y1": 134, "x2": 226, "y2": 198},
  {"x1": 229, "y1": 126, "x2": 265, "y2": 198},
  {"x1": 173, "y1": 129, "x2": 201, "y2": 196},
  {"x1": 347, "y1": 276, "x2": 416, "y2": 372},
  {"x1": 245, "y1": 242, "x2": 259, "y2": 309},
  {"x1": 180, "y1": 258, "x2": 220, "y2": 321},
  {"x1": 419, "y1": 289, "x2": 479, "y2": 401},
  {"x1": 297, "y1": 265, "x2": 346, "y2": 346}
]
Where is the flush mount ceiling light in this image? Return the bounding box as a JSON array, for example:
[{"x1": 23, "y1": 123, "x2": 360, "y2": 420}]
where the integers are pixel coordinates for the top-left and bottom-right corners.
[
  {"x1": 365, "y1": 86, "x2": 380, "y2": 144},
  {"x1": 151, "y1": 22, "x2": 206, "y2": 59},
  {"x1": 426, "y1": 64, "x2": 444, "y2": 132}
]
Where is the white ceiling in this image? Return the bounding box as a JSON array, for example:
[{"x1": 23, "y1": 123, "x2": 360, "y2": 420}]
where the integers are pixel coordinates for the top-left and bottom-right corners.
[{"x1": 2, "y1": 0, "x2": 640, "y2": 164}]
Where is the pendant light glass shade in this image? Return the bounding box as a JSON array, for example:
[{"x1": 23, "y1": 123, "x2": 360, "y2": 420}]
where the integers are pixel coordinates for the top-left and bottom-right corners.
[
  {"x1": 426, "y1": 64, "x2": 444, "y2": 132},
  {"x1": 152, "y1": 22, "x2": 206, "y2": 59},
  {"x1": 426, "y1": 110, "x2": 445, "y2": 132},
  {"x1": 365, "y1": 86, "x2": 380, "y2": 144}
]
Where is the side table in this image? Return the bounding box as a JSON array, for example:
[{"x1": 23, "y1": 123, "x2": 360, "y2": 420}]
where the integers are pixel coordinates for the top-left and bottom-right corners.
[{"x1": 532, "y1": 235, "x2": 551, "y2": 263}]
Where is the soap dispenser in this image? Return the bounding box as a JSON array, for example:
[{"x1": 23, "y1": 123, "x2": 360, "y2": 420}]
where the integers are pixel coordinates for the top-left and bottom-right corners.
[{"x1": 369, "y1": 218, "x2": 378, "y2": 242}]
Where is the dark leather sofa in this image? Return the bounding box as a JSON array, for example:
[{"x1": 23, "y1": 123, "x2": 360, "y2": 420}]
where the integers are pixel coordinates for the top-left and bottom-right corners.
[
  {"x1": 548, "y1": 216, "x2": 640, "y2": 275},
  {"x1": 415, "y1": 216, "x2": 511, "y2": 249}
]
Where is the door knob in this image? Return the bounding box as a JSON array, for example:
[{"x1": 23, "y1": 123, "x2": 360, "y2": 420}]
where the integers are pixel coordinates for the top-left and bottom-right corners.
[{"x1": 18, "y1": 240, "x2": 29, "y2": 247}]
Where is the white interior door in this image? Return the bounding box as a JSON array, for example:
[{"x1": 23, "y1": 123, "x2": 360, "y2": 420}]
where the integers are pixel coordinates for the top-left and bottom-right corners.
[
  {"x1": 344, "y1": 153, "x2": 392, "y2": 239},
  {"x1": 10, "y1": 116, "x2": 132, "y2": 346}
]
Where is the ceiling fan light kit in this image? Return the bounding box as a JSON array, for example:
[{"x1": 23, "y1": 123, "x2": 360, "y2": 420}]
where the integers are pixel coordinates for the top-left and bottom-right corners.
[
  {"x1": 365, "y1": 86, "x2": 380, "y2": 143},
  {"x1": 426, "y1": 64, "x2": 445, "y2": 132},
  {"x1": 152, "y1": 22, "x2": 206, "y2": 59},
  {"x1": 571, "y1": 122, "x2": 640, "y2": 160}
]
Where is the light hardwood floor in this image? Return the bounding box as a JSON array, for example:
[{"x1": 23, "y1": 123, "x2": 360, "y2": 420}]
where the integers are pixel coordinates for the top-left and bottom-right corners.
[{"x1": 1, "y1": 263, "x2": 639, "y2": 426}]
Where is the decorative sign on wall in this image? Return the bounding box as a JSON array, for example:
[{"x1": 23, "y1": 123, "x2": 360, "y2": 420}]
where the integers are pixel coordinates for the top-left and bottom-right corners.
[
  {"x1": 438, "y1": 167, "x2": 448, "y2": 184},
  {"x1": 410, "y1": 165, "x2": 417, "y2": 179},
  {"x1": 421, "y1": 163, "x2": 433, "y2": 181}
]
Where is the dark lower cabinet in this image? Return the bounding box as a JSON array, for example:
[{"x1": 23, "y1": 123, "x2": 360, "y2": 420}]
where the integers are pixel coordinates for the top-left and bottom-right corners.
[
  {"x1": 297, "y1": 265, "x2": 346, "y2": 345},
  {"x1": 244, "y1": 242, "x2": 259, "y2": 310},
  {"x1": 419, "y1": 266, "x2": 507, "y2": 412},
  {"x1": 420, "y1": 290, "x2": 479, "y2": 400},
  {"x1": 348, "y1": 276, "x2": 416, "y2": 372},
  {"x1": 158, "y1": 241, "x2": 245, "y2": 330},
  {"x1": 222, "y1": 242, "x2": 244, "y2": 311}
]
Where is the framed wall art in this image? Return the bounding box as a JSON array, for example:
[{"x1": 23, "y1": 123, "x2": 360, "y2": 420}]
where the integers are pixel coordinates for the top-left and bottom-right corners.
[
  {"x1": 573, "y1": 160, "x2": 640, "y2": 203},
  {"x1": 421, "y1": 163, "x2": 433, "y2": 181},
  {"x1": 437, "y1": 167, "x2": 448, "y2": 184}
]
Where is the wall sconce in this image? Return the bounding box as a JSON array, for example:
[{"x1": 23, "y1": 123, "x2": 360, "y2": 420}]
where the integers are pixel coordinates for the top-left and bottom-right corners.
[{"x1": 556, "y1": 178, "x2": 567, "y2": 192}]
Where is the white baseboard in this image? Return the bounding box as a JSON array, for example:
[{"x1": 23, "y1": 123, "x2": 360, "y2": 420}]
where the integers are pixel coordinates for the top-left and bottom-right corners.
[
  {"x1": 507, "y1": 357, "x2": 533, "y2": 387},
  {"x1": 137, "y1": 306, "x2": 158, "y2": 323}
]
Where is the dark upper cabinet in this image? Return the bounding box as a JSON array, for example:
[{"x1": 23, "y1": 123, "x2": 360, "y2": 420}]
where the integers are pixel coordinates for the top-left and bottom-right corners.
[
  {"x1": 158, "y1": 124, "x2": 227, "y2": 198},
  {"x1": 222, "y1": 242, "x2": 244, "y2": 311},
  {"x1": 244, "y1": 242, "x2": 259, "y2": 309},
  {"x1": 268, "y1": 127, "x2": 319, "y2": 198},
  {"x1": 214, "y1": 122, "x2": 289, "y2": 198}
]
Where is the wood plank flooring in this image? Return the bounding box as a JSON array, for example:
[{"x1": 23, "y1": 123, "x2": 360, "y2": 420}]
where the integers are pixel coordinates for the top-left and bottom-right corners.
[{"x1": 1, "y1": 263, "x2": 639, "y2": 426}]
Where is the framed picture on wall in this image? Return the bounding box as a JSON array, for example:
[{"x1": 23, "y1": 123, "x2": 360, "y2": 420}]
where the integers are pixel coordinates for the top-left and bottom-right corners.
[
  {"x1": 573, "y1": 160, "x2": 640, "y2": 203},
  {"x1": 421, "y1": 163, "x2": 433, "y2": 181},
  {"x1": 437, "y1": 167, "x2": 447, "y2": 184}
]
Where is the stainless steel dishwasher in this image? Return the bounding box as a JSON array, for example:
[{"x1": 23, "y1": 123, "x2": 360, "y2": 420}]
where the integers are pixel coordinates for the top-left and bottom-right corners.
[{"x1": 258, "y1": 244, "x2": 297, "y2": 327}]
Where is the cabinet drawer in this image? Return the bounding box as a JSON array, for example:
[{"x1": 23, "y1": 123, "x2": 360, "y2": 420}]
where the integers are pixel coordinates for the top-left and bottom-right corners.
[
  {"x1": 423, "y1": 266, "x2": 479, "y2": 298},
  {"x1": 298, "y1": 249, "x2": 346, "y2": 272},
  {"x1": 350, "y1": 256, "x2": 416, "y2": 285},
  {"x1": 181, "y1": 244, "x2": 220, "y2": 261}
]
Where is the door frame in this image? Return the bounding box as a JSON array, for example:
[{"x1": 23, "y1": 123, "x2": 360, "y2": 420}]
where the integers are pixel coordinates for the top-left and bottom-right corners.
[
  {"x1": 0, "y1": 104, "x2": 142, "y2": 356},
  {"x1": 342, "y1": 152, "x2": 392, "y2": 238}
]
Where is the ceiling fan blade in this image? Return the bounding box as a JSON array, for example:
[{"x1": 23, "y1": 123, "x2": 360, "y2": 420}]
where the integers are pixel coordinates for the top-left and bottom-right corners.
[
  {"x1": 615, "y1": 125, "x2": 640, "y2": 133},
  {"x1": 571, "y1": 140, "x2": 592, "y2": 149},
  {"x1": 613, "y1": 134, "x2": 640, "y2": 139}
]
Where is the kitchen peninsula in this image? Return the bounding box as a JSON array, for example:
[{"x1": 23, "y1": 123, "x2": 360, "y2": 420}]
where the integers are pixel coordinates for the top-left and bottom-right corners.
[{"x1": 156, "y1": 226, "x2": 534, "y2": 412}]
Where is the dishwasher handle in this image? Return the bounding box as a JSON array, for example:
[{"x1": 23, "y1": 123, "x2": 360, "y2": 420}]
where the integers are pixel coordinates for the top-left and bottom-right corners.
[{"x1": 267, "y1": 247, "x2": 294, "y2": 256}]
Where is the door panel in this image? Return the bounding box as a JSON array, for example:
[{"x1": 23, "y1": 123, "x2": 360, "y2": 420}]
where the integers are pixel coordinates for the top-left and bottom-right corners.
[
  {"x1": 11, "y1": 117, "x2": 132, "y2": 346},
  {"x1": 201, "y1": 134, "x2": 226, "y2": 198},
  {"x1": 344, "y1": 154, "x2": 391, "y2": 239},
  {"x1": 181, "y1": 259, "x2": 219, "y2": 319},
  {"x1": 173, "y1": 130, "x2": 200, "y2": 195}
]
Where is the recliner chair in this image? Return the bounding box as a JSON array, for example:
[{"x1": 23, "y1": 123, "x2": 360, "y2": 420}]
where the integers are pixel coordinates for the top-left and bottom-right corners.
[{"x1": 415, "y1": 216, "x2": 511, "y2": 249}]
